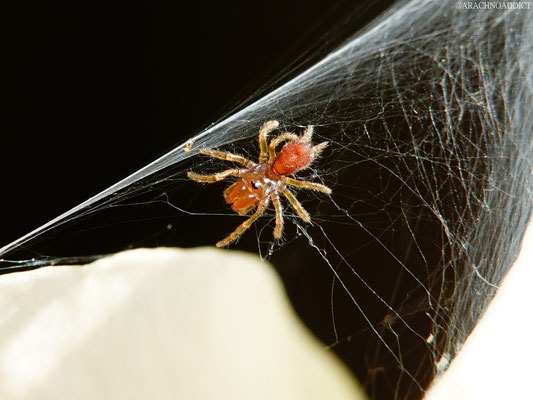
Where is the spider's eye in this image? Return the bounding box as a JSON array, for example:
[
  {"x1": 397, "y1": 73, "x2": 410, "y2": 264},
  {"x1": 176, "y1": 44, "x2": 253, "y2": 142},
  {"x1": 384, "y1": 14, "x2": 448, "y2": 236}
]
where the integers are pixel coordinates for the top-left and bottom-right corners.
[{"x1": 250, "y1": 181, "x2": 258, "y2": 190}]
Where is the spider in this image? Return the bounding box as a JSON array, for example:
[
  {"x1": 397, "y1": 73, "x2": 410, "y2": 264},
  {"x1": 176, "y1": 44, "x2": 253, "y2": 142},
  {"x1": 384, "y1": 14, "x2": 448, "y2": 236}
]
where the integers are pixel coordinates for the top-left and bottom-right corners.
[{"x1": 187, "y1": 120, "x2": 331, "y2": 247}]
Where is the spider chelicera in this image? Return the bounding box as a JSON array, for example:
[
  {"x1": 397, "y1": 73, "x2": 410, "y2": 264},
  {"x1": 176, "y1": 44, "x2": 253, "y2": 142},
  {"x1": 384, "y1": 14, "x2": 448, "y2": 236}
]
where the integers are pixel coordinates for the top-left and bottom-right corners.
[{"x1": 187, "y1": 120, "x2": 331, "y2": 247}]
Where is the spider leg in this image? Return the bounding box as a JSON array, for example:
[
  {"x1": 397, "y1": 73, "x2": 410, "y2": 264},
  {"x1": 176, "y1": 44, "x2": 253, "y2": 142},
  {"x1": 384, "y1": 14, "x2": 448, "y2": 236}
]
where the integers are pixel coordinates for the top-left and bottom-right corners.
[
  {"x1": 284, "y1": 177, "x2": 332, "y2": 194},
  {"x1": 271, "y1": 193, "x2": 284, "y2": 238},
  {"x1": 259, "y1": 120, "x2": 279, "y2": 163},
  {"x1": 280, "y1": 188, "x2": 311, "y2": 223},
  {"x1": 268, "y1": 132, "x2": 299, "y2": 162},
  {"x1": 216, "y1": 200, "x2": 270, "y2": 247},
  {"x1": 187, "y1": 169, "x2": 246, "y2": 183},
  {"x1": 199, "y1": 149, "x2": 255, "y2": 168}
]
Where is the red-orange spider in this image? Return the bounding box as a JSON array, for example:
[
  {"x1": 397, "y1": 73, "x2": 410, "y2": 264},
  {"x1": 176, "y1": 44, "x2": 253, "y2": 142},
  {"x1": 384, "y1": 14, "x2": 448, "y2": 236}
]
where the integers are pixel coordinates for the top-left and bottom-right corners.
[{"x1": 187, "y1": 120, "x2": 331, "y2": 247}]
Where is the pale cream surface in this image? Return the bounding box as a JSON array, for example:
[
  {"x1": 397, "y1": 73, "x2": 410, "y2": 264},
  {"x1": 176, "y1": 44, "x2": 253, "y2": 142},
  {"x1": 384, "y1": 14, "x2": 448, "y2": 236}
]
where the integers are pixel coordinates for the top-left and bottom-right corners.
[
  {"x1": 426, "y1": 218, "x2": 533, "y2": 400},
  {"x1": 0, "y1": 247, "x2": 364, "y2": 400}
]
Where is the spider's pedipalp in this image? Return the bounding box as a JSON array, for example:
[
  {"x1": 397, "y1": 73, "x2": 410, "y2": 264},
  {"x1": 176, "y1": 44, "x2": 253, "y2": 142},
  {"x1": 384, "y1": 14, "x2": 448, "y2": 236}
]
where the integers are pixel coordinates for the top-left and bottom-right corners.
[
  {"x1": 280, "y1": 188, "x2": 311, "y2": 223},
  {"x1": 259, "y1": 120, "x2": 280, "y2": 163},
  {"x1": 235, "y1": 204, "x2": 255, "y2": 215},
  {"x1": 187, "y1": 169, "x2": 245, "y2": 183},
  {"x1": 223, "y1": 181, "x2": 241, "y2": 199},
  {"x1": 216, "y1": 200, "x2": 270, "y2": 247},
  {"x1": 284, "y1": 177, "x2": 332, "y2": 194},
  {"x1": 271, "y1": 193, "x2": 284, "y2": 239},
  {"x1": 199, "y1": 149, "x2": 255, "y2": 168}
]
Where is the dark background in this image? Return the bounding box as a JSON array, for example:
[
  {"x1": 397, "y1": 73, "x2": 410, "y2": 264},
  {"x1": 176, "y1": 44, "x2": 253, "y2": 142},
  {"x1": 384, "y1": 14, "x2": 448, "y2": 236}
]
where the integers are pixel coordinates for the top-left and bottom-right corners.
[
  {"x1": 0, "y1": 0, "x2": 401, "y2": 248},
  {"x1": 1, "y1": 1, "x2": 363, "y2": 247}
]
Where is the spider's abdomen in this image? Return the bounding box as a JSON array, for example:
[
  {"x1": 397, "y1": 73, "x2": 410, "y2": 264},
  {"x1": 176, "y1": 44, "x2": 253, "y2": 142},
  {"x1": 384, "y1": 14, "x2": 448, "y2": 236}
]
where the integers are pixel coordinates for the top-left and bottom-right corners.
[{"x1": 272, "y1": 141, "x2": 313, "y2": 176}]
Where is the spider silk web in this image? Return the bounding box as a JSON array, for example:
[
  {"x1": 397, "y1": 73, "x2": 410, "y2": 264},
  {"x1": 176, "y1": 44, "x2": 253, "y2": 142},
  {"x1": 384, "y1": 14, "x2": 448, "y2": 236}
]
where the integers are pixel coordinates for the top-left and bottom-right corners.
[{"x1": 1, "y1": 1, "x2": 532, "y2": 399}]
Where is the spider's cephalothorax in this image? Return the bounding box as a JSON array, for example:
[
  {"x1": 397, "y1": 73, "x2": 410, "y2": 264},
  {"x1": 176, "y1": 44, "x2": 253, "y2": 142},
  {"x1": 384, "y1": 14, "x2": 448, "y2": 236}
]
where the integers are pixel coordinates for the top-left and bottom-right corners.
[{"x1": 187, "y1": 121, "x2": 331, "y2": 247}]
